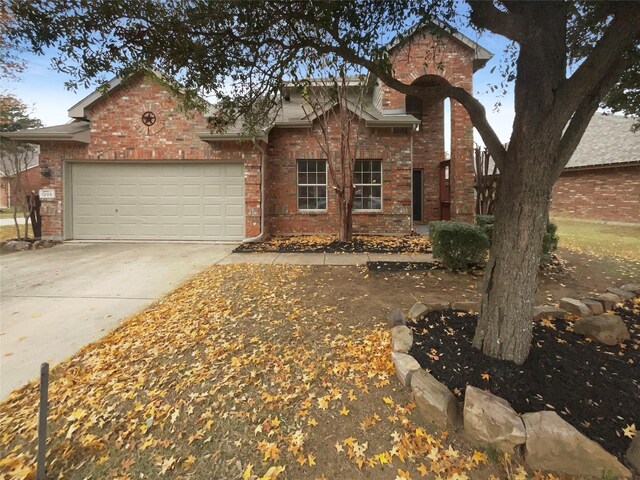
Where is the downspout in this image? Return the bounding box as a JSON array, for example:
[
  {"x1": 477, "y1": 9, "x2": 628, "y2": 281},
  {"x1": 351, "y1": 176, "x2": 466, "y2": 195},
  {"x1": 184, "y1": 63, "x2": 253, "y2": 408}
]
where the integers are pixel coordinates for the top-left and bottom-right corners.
[
  {"x1": 410, "y1": 125, "x2": 415, "y2": 234},
  {"x1": 242, "y1": 137, "x2": 267, "y2": 243}
]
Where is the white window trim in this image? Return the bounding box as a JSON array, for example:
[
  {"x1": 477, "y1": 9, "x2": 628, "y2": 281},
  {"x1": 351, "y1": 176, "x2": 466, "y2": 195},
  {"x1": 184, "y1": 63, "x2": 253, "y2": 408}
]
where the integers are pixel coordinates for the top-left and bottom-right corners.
[
  {"x1": 353, "y1": 159, "x2": 383, "y2": 212},
  {"x1": 297, "y1": 159, "x2": 328, "y2": 212}
]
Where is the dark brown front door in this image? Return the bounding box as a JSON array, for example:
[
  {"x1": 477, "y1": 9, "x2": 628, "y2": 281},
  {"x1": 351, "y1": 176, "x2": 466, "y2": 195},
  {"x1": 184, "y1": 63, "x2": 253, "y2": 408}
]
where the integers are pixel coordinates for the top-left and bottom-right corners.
[
  {"x1": 439, "y1": 161, "x2": 451, "y2": 220},
  {"x1": 412, "y1": 169, "x2": 423, "y2": 221}
]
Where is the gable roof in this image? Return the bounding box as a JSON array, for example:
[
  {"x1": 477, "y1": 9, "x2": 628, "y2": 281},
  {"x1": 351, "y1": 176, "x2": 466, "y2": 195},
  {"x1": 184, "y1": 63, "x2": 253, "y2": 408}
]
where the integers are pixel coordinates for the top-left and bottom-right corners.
[
  {"x1": 67, "y1": 76, "x2": 125, "y2": 120},
  {"x1": 388, "y1": 20, "x2": 493, "y2": 72},
  {"x1": 197, "y1": 93, "x2": 420, "y2": 141},
  {"x1": 566, "y1": 114, "x2": 639, "y2": 169}
]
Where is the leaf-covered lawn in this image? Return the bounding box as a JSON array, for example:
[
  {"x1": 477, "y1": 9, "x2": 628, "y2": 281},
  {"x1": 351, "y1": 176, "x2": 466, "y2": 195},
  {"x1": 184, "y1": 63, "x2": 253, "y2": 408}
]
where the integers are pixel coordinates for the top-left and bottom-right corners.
[
  {"x1": 553, "y1": 217, "x2": 640, "y2": 263},
  {"x1": 2, "y1": 265, "x2": 566, "y2": 479}
]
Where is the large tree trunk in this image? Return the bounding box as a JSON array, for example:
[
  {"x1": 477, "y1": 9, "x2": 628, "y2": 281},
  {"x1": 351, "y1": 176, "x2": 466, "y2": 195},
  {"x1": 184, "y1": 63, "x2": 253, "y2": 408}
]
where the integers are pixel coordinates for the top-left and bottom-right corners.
[{"x1": 472, "y1": 147, "x2": 554, "y2": 364}]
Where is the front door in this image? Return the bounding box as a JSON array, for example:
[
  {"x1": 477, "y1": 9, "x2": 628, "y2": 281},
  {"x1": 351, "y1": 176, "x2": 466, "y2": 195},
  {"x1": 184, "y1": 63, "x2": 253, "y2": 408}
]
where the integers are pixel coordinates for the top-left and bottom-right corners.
[
  {"x1": 439, "y1": 161, "x2": 451, "y2": 220},
  {"x1": 412, "y1": 169, "x2": 423, "y2": 221}
]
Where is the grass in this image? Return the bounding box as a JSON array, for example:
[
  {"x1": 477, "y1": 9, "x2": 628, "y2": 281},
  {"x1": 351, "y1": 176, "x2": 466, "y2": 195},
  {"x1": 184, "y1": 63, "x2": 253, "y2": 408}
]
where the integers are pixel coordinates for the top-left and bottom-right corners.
[
  {"x1": 0, "y1": 209, "x2": 23, "y2": 219},
  {"x1": 0, "y1": 225, "x2": 20, "y2": 241},
  {"x1": 552, "y1": 217, "x2": 640, "y2": 262}
]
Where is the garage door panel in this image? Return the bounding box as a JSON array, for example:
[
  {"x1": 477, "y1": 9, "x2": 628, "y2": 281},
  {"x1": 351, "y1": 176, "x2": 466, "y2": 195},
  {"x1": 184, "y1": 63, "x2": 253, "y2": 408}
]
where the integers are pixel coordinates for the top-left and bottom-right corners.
[{"x1": 72, "y1": 163, "x2": 245, "y2": 240}]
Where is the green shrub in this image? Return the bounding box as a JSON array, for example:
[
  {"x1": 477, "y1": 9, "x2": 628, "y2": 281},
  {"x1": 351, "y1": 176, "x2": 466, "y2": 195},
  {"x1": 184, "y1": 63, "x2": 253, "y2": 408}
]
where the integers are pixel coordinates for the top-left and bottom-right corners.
[
  {"x1": 429, "y1": 221, "x2": 490, "y2": 271},
  {"x1": 475, "y1": 215, "x2": 494, "y2": 243},
  {"x1": 475, "y1": 215, "x2": 494, "y2": 228},
  {"x1": 474, "y1": 215, "x2": 559, "y2": 264}
]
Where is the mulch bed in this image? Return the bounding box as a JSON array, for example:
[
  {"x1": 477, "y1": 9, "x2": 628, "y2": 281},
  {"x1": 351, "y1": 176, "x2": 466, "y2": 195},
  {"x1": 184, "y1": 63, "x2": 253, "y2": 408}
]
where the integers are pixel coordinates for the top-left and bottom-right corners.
[
  {"x1": 234, "y1": 234, "x2": 431, "y2": 254},
  {"x1": 367, "y1": 261, "x2": 437, "y2": 272},
  {"x1": 408, "y1": 297, "x2": 640, "y2": 461}
]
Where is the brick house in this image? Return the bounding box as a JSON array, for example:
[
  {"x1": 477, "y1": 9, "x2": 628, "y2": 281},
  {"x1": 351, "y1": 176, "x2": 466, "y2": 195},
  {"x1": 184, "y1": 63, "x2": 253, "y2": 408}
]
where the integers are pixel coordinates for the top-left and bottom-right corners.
[
  {"x1": 551, "y1": 114, "x2": 640, "y2": 224},
  {"x1": 0, "y1": 146, "x2": 43, "y2": 209},
  {"x1": 5, "y1": 27, "x2": 491, "y2": 240}
]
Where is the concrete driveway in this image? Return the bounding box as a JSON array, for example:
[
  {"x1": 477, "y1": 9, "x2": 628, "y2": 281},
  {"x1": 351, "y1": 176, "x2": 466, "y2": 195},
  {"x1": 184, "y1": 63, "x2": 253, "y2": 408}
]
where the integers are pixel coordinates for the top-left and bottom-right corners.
[{"x1": 0, "y1": 242, "x2": 235, "y2": 399}]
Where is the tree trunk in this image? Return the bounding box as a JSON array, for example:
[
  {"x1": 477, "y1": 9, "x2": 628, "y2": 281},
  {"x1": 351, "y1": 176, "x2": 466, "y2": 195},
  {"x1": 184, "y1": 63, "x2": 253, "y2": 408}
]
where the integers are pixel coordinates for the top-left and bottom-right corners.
[
  {"x1": 338, "y1": 196, "x2": 353, "y2": 242},
  {"x1": 12, "y1": 204, "x2": 21, "y2": 239},
  {"x1": 472, "y1": 151, "x2": 553, "y2": 365}
]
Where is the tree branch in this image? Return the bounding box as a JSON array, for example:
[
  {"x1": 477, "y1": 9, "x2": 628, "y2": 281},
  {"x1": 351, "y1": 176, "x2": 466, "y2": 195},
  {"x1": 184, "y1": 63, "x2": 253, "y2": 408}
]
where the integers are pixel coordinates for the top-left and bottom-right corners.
[
  {"x1": 557, "y1": 3, "x2": 640, "y2": 115},
  {"x1": 554, "y1": 55, "x2": 628, "y2": 178},
  {"x1": 323, "y1": 45, "x2": 508, "y2": 169},
  {"x1": 466, "y1": 1, "x2": 526, "y2": 42}
]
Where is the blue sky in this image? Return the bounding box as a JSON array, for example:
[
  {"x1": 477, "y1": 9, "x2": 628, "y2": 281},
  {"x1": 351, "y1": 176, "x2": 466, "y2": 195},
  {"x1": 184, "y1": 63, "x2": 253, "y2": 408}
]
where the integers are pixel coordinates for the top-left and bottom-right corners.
[{"x1": 2, "y1": 24, "x2": 515, "y2": 145}]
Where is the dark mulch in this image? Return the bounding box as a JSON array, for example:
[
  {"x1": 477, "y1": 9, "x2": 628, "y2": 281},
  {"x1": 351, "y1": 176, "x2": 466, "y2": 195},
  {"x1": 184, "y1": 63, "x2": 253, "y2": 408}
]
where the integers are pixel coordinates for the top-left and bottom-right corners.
[
  {"x1": 234, "y1": 234, "x2": 431, "y2": 254},
  {"x1": 408, "y1": 298, "x2": 640, "y2": 461},
  {"x1": 367, "y1": 261, "x2": 437, "y2": 272}
]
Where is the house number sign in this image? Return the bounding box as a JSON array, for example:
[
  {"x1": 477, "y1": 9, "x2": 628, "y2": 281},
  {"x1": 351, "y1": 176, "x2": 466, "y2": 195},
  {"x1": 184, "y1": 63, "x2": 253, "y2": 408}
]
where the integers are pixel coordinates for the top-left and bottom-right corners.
[{"x1": 39, "y1": 188, "x2": 56, "y2": 200}]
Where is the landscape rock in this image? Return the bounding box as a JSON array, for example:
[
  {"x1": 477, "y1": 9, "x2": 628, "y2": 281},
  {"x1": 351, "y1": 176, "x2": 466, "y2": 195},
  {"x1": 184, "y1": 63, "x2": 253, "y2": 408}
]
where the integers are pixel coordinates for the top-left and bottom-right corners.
[
  {"x1": 412, "y1": 370, "x2": 458, "y2": 428},
  {"x1": 588, "y1": 293, "x2": 622, "y2": 311},
  {"x1": 607, "y1": 287, "x2": 634, "y2": 300},
  {"x1": 523, "y1": 411, "x2": 631, "y2": 479},
  {"x1": 1, "y1": 240, "x2": 31, "y2": 252},
  {"x1": 581, "y1": 298, "x2": 604, "y2": 315},
  {"x1": 533, "y1": 305, "x2": 567, "y2": 321},
  {"x1": 451, "y1": 301, "x2": 480, "y2": 312},
  {"x1": 626, "y1": 435, "x2": 640, "y2": 474},
  {"x1": 387, "y1": 309, "x2": 408, "y2": 327},
  {"x1": 390, "y1": 325, "x2": 413, "y2": 353},
  {"x1": 463, "y1": 386, "x2": 526, "y2": 453},
  {"x1": 391, "y1": 352, "x2": 421, "y2": 388},
  {"x1": 619, "y1": 284, "x2": 640, "y2": 295},
  {"x1": 409, "y1": 302, "x2": 428, "y2": 320},
  {"x1": 559, "y1": 298, "x2": 591, "y2": 317},
  {"x1": 424, "y1": 301, "x2": 451, "y2": 312},
  {"x1": 573, "y1": 314, "x2": 630, "y2": 346}
]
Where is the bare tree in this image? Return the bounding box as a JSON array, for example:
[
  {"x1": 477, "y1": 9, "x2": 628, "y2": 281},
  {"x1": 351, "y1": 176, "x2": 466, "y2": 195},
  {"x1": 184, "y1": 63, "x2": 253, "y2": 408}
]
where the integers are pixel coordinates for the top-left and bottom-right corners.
[
  {"x1": 473, "y1": 146, "x2": 498, "y2": 215},
  {"x1": 300, "y1": 60, "x2": 369, "y2": 242},
  {"x1": 0, "y1": 139, "x2": 38, "y2": 239}
]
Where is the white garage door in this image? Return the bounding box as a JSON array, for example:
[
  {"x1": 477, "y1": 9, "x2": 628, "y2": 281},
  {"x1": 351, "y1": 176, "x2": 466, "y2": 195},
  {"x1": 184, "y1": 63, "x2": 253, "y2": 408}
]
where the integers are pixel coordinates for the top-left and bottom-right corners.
[{"x1": 71, "y1": 162, "x2": 245, "y2": 240}]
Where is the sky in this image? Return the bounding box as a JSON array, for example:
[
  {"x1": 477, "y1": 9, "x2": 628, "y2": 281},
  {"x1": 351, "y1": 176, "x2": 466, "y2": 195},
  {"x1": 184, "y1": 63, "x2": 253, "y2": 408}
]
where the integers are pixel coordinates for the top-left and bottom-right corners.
[{"x1": 1, "y1": 22, "x2": 515, "y2": 146}]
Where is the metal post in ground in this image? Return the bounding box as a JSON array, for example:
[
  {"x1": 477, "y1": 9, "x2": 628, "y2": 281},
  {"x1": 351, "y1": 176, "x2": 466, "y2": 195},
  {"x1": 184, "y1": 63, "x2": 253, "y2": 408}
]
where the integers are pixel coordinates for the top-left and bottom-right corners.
[{"x1": 36, "y1": 362, "x2": 49, "y2": 480}]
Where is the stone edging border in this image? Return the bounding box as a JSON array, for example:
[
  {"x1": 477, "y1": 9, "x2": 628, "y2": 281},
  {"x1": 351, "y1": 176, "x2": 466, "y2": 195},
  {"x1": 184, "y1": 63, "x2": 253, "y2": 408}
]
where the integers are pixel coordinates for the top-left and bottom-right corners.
[{"x1": 388, "y1": 282, "x2": 640, "y2": 479}]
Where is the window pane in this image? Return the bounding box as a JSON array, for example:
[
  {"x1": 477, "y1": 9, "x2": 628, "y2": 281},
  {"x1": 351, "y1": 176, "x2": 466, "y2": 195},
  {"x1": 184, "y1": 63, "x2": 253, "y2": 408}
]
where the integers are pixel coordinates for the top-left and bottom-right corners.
[
  {"x1": 298, "y1": 160, "x2": 327, "y2": 209},
  {"x1": 362, "y1": 172, "x2": 372, "y2": 184},
  {"x1": 372, "y1": 171, "x2": 381, "y2": 184},
  {"x1": 353, "y1": 198, "x2": 362, "y2": 210}
]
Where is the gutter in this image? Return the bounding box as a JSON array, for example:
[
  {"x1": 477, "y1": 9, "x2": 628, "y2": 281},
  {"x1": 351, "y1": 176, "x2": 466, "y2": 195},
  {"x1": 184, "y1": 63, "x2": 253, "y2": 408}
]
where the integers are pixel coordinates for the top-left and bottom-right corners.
[{"x1": 243, "y1": 138, "x2": 267, "y2": 243}]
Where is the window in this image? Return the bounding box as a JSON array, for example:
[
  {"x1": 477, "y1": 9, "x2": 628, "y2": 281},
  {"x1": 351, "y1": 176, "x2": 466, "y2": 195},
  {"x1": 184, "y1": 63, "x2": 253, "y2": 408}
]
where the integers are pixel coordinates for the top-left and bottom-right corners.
[
  {"x1": 297, "y1": 160, "x2": 327, "y2": 210},
  {"x1": 354, "y1": 160, "x2": 382, "y2": 210}
]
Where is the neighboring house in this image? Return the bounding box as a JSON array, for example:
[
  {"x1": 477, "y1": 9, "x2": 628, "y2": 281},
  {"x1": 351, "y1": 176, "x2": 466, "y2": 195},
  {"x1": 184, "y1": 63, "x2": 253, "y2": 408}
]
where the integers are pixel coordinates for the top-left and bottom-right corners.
[
  {"x1": 0, "y1": 145, "x2": 42, "y2": 209},
  {"x1": 5, "y1": 27, "x2": 491, "y2": 241},
  {"x1": 551, "y1": 114, "x2": 640, "y2": 224}
]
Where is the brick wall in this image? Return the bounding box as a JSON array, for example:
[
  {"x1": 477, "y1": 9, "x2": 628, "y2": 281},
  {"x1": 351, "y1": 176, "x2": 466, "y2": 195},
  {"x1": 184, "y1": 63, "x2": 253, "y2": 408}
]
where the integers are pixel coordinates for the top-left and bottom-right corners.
[
  {"x1": 34, "y1": 35, "x2": 479, "y2": 240},
  {"x1": 381, "y1": 31, "x2": 476, "y2": 223},
  {"x1": 551, "y1": 164, "x2": 640, "y2": 224},
  {"x1": 265, "y1": 118, "x2": 412, "y2": 235},
  {"x1": 36, "y1": 75, "x2": 261, "y2": 238}
]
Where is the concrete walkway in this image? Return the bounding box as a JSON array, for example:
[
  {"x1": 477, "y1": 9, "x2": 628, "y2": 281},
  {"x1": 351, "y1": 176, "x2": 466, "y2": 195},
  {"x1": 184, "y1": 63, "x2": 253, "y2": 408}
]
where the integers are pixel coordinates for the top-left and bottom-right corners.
[
  {"x1": 217, "y1": 251, "x2": 433, "y2": 265},
  {"x1": 0, "y1": 217, "x2": 26, "y2": 227}
]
